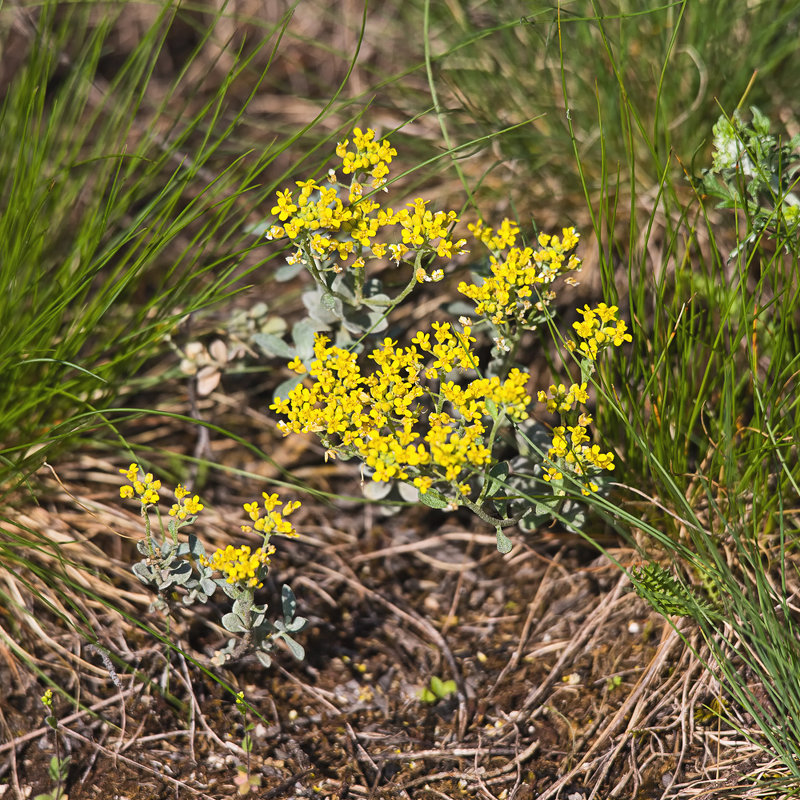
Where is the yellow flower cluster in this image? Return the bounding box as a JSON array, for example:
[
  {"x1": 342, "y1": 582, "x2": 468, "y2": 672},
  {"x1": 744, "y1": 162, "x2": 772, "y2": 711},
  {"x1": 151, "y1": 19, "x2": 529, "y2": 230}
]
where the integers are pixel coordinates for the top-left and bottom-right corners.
[
  {"x1": 270, "y1": 324, "x2": 531, "y2": 495},
  {"x1": 544, "y1": 421, "x2": 616, "y2": 495},
  {"x1": 459, "y1": 222, "x2": 581, "y2": 331},
  {"x1": 266, "y1": 128, "x2": 466, "y2": 280},
  {"x1": 336, "y1": 127, "x2": 397, "y2": 187},
  {"x1": 535, "y1": 304, "x2": 627, "y2": 493},
  {"x1": 567, "y1": 303, "x2": 632, "y2": 360},
  {"x1": 119, "y1": 463, "x2": 162, "y2": 506},
  {"x1": 200, "y1": 544, "x2": 274, "y2": 589},
  {"x1": 169, "y1": 484, "x2": 204, "y2": 520},
  {"x1": 537, "y1": 382, "x2": 589, "y2": 414},
  {"x1": 241, "y1": 492, "x2": 301, "y2": 537}
]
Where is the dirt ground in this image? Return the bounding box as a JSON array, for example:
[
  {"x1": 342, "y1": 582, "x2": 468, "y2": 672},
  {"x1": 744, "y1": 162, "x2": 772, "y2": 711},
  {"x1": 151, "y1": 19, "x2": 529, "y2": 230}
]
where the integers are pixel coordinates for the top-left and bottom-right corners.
[{"x1": 0, "y1": 392, "x2": 778, "y2": 800}]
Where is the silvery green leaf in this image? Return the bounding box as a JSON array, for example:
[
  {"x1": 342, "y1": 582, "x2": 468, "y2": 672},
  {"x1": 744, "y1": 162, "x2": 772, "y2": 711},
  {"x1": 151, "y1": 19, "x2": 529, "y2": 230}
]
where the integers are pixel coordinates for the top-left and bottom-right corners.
[
  {"x1": 445, "y1": 300, "x2": 477, "y2": 318},
  {"x1": 273, "y1": 374, "x2": 304, "y2": 402},
  {"x1": 232, "y1": 597, "x2": 250, "y2": 617},
  {"x1": 279, "y1": 634, "x2": 305, "y2": 661},
  {"x1": 274, "y1": 262, "x2": 304, "y2": 281},
  {"x1": 132, "y1": 561, "x2": 154, "y2": 584},
  {"x1": 321, "y1": 292, "x2": 338, "y2": 311},
  {"x1": 496, "y1": 529, "x2": 513, "y2": 554},
  {"x1": 255, "y1": 650, "x2": 272, "y2": 668},
  {"x1": 362, "y1": 292, "x2": 390, "y2": 307},
  {"x1": 534, "y1": 500, "x2": 554, "y2": 516},
  {"x1": 513, "y1": 419, "x2": 552, "y2": 459},
  {"x1": 419, "y1": 489, "x2": 448, "y2": 509},
  {"x1": 286, "y1": 616, "x2": 307, "y2": 633},
  {"x1": 170, "y1": 561, "x2": 193, "y2": 584},
  {"x1": 136, "y1": 540, "x2": 151, "y2": 555},
  {"x1": 281, "y1": 585, "x2": 297, "y2": 619},
  {"x1": 330, "y1": 272, "x2": 357, "y2": 300},
  {"x1": 398, "y1": 482, "x2": 420, "y2": 503},
  {"x1": 188, "y1": 534, "x2": 205, "y2": 556},
  {"x1": 363, "y1": 479, "x2": 393, "y2": 501},
  {"x1": 303, "y1": 289, "x2": 339, "y2": 324},
  {"x1": 157, "y1": 539, "x2": 174, "y2": 558},
  {"x1": 292, "y1": 318, "x2": 320, "y2": 359},
  {"x1": 200, "y1": 577, "x2": 216, "y2": 596},
  {"x1": 252, "y1": 332, "x2": 295, "y2": 360},
  {"x1": 485, "y1": 461, "x2": 509, "y2": 498},
  {"x1": 221, "y1": 613, "x2": 248, "y2": 633}
]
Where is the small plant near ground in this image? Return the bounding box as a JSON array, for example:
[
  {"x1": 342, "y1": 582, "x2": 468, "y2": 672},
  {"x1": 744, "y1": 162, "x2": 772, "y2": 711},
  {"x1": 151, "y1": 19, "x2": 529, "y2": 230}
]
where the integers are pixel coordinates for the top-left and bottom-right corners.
[
  {"x1": 693, "y1": 105, "x2": 800, "y2": 259},
  {"x1": 232, "y1": 692, "x2": 262, "y2": 795},
  {"x1": 418, "y1": 675, "x2": 457, "y2": 704},
  {"x1": 119, "y1": 464, "x2": 306, "y2": 668},
  {"x1": 251, "y1": 127, "x2": 467, "y2": 399},
  {"x1": 35, "y1": 689, "x2": 70, "y2": 800}
]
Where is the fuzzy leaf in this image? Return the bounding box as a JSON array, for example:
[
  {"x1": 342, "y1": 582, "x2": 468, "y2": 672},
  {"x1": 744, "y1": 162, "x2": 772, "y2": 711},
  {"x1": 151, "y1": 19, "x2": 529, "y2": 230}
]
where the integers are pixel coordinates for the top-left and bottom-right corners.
[
  {"x1": 273, "y1": 373, "x2": 305, "y2": 403},
  {"x1": 221, "y1": 613, "x2": 248, "y2": 633},
  {"x1": 285, "y1": 616, "x2": 307, "y2": 633},
  {"x1": 362, "y1": 479, "x2": 393, "y2": 500},
  {"x1": 279, "y1": 633, "x2": 305, "y2": 661},
  {"x1": 419, "y1": 489, "x2": 448, "y2": 509},
  {"x1": 485, "y1": 461, "x2": 509, "y2": 498},
  {"x1": 292, "y1": 318, "x2": 320, "y2": 360},
  {"x1": 398, "y1": 482, "x2": 420, "y2": 503},
  {"x1": 274, "y1": 262, "x2": 304, "y2": 282},
  {"x1": 252, "y1": 332, "x2": 295, "y2": 360},
  {"x1": 281, "y1": 584, "x2": 297, "y2": 620},
  {"x1": 496, "y1": 529, "x2": 513, "y2": 554},
  {"x1": 255, "y1": 650, "x2": 272, "y2": 668},
  {"x1": 132, "y1": 561, "x2": 155, "y2": 584}
]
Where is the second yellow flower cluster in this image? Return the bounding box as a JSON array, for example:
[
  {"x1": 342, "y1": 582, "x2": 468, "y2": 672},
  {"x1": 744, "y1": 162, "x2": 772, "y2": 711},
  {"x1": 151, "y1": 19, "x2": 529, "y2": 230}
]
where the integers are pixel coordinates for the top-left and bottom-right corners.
[{"x1": 270, "y1": 323, "x2": 531, "y2": 496}]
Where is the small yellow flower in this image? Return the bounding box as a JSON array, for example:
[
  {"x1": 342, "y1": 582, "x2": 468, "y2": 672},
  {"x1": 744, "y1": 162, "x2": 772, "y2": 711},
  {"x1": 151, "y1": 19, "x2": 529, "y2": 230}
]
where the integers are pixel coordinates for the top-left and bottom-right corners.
[
  {"x1": 261, "y1": 492, "x2": 282, "y2": 512},
  {"x1": 119, "y1": 463, "x2": 161, "y2": 506},
  {"x1": 200, "y1": 544, "x2": 273, "y2": 589}
]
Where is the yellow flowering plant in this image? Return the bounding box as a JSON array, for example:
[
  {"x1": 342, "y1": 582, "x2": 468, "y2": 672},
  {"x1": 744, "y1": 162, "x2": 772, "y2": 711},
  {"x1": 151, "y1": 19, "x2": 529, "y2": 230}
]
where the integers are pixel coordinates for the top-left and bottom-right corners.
[
  {"x1": 119, "y1": 464, "x2": 306, "y2": 667},
  {"x1": 254, "y1": 130, "x2": 629, "y2": 550},
  {"x1": 268, "y1": 207, "x2": 630, "y2": 551}
]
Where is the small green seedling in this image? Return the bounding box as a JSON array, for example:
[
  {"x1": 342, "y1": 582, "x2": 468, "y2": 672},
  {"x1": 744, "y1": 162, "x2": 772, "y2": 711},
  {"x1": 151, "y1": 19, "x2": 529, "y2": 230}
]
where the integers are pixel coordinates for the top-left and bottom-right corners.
[
  {"x1": 418, "y1": 675, "x2": 457, "y2": 704},
  {"x1": 35, "y1": 689, "x2": 70, "y2": 800}
]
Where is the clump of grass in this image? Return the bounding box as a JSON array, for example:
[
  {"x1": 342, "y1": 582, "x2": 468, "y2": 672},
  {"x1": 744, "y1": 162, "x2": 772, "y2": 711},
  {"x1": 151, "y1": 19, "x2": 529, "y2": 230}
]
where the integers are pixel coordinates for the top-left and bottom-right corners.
[
  {"x1": 0, "y1": 1, "x2": 340, "y2": 498},
  {"x1": 412, "y1": 1, "x2": 800, "y2": 226},
  {"x1": 569, "y1": 55, "x2": 800, "y2": 790}
]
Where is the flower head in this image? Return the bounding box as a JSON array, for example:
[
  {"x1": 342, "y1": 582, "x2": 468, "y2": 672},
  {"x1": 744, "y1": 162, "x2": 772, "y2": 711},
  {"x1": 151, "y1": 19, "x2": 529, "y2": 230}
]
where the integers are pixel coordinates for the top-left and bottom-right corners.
[
  {"x1": 119, "y1": 463, "x2": 161, "y2": 506},
  {"x1": 200, "y1": 544, "x2": 274, "y2": 589}
]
